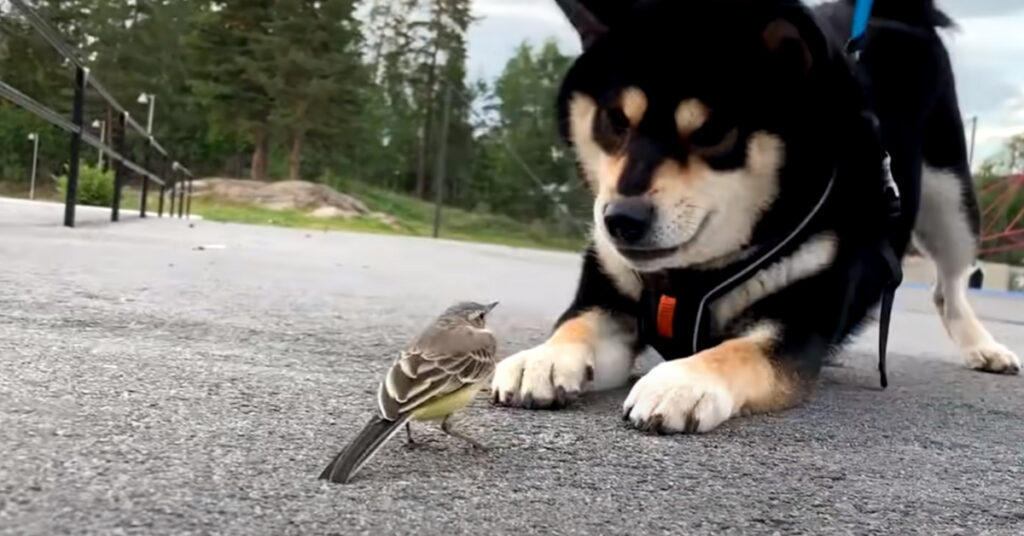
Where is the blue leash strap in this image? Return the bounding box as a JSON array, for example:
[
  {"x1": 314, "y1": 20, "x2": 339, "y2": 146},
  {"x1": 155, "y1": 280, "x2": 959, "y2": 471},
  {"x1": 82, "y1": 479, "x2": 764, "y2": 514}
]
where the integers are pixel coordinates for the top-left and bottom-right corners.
[
  {"x1": 846, "y1": 0, "x2": 875, "y2": 57},
  {"x1": 850, "y1": 0, "x2": 875, "y2": 42}
]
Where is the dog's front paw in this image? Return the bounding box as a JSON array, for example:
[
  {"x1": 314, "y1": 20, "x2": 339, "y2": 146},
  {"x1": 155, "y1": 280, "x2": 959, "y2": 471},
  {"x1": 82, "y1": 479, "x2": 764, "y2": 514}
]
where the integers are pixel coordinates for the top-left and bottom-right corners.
[
  {"x1": 491, "y1": 342, "x2": 594, "y2": 409},
  {"x1": 964, "y1": 342, "x2": 1021, "y2": 375},
  {"x1": 622, "y1": 359, "x2": 737, "y2": 434}
]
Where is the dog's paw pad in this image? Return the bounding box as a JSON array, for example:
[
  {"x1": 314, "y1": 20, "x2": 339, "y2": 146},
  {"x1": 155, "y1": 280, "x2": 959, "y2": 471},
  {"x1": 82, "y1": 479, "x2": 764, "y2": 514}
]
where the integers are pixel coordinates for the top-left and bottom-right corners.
[
  {"x1": 622, "y1": 360, "x2": 736, "y2": 434},
  {"x1": 491, "y1": 343, "x2": 593, "y2": 409},
  {"x1": 965, "y1": 342, "x2": 1021, "y2": 375}
]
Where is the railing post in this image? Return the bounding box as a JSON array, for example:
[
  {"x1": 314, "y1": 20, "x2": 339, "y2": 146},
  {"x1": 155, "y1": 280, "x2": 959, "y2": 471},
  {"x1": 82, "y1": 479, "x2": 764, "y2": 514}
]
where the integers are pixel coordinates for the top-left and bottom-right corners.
[
  {"x1": 140, "y1": 142, "x2": 150, "y2": 218},
  {"x1": 177, "y1": 172, "x2": 185, "y2": 218},
  {"x1": 186, "y1": 177, "x2": 193, "y2": 218},
  {"x1": 168, "y1": 167, "x2": 176, "y2": 218},
  {"x1": 158, "y1": 183, "x2": 165, "y2": 217},
  {"x1": 158, "y1": 156, "x2": 166, "y2": 217},
  {"x1": 65, "y1": 66, "x2": 86, "y2": 228},
  {"x1": 102, "y1": 107, "x2": 112, "y2": 173},
  {"x1": 111, "y1": 111, "x2": 126, "y2": 222}
]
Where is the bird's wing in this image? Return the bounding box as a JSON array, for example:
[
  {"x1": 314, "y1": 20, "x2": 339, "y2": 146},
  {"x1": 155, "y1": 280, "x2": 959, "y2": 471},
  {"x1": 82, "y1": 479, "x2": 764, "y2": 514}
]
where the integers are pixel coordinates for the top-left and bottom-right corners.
[{"x1": 377, "y1": 327, "x2": 496, "y2": 420}]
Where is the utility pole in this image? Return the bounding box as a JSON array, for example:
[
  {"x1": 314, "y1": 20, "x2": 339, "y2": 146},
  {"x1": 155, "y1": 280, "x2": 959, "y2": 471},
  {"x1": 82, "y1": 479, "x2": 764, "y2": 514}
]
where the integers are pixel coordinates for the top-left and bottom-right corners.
[{"x1": 432, "y1": 84, "x2": 453, "y2": 239}]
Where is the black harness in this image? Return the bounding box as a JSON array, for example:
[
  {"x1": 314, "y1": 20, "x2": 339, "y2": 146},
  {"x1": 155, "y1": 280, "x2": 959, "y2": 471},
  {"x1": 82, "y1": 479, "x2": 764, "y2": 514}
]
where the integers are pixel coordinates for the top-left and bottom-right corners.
[
  {"x1": 637, "y1": 165, "x2": 901, "y2": 388},
  {"x1": 638, "y1": 172, "x2": 836, "y2": 359}
]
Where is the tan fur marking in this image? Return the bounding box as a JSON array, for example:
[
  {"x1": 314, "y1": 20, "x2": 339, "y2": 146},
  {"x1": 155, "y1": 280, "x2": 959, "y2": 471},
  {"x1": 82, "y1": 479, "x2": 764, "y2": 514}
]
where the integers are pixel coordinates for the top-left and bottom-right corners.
[
  {"x1": 686, "y1": 325, "x2": 798, "y2": 413},
  {"x1": 745, "y1": 131, "x2": 784, "y2": 176},
  {"x1": 549, "y1": 311, "x2": 600, "y2": 346},
  {"x1": 600, "y1": 156, "x2": 627, "y2": 192},
  {"x1": 649, "y1": 158, "x2": 708, "y2": 189},
  {"x1": 569, "y1": 93, "x2": 621, "y2": 192},
  {"x1": 675, "y1": 99, "x2": 710, "y2": 136},
  {"x1": 620, "y1": 87, "x2": 648, "y2": 127},
  {"x1": 569, "y1": 93, "x2": 600, "y2": 165}
]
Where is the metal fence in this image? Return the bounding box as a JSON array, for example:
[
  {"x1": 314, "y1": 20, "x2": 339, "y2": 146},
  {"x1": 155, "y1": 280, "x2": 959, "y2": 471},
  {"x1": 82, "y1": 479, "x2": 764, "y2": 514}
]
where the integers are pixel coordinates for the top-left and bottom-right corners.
[{"x1": 1, "y1": 0, "x2": 193, "y2": 227}]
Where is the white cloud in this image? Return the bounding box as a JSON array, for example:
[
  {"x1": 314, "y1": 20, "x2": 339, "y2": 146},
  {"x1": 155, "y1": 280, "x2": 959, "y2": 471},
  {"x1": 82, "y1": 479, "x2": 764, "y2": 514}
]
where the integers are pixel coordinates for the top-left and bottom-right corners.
[
  {"x1": 466, "y1": 0, "x2": 578, "y2": 81},
  {"x1": 473, "y1": 0, "x2": 567, "y2": 25},
  {"x1": 942, "y1": 12, "x2": 1024, "y2": 161}
]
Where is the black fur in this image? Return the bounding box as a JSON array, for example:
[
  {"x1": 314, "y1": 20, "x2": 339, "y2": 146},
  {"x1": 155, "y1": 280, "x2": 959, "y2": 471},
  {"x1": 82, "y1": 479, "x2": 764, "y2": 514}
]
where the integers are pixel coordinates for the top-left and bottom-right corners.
[
  {"x1": 814, "y1": 0, "x2": 980, "y2": 238},
  {"x1": 550, "y1": 0, "x2": 972, "y2": 383}
]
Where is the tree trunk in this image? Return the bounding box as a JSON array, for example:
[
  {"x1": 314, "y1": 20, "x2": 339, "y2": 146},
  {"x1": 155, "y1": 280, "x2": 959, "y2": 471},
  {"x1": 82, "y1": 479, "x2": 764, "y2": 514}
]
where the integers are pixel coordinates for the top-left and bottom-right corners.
[
  {"x1": 414, "y1": 120, "x2": 431, "y2": 197},
  {"x1": 250, "y1": 131, "x2": 269, "y2": 181},
  {"x1": 288, "y1": 129, "x2": 305, "y2": 182},
  {"x1": 414, "y1": 11, "x2": 443, "y2": 199},
  {"x1": 369, "y1": 0, "x2": 393, "y2": 83}
]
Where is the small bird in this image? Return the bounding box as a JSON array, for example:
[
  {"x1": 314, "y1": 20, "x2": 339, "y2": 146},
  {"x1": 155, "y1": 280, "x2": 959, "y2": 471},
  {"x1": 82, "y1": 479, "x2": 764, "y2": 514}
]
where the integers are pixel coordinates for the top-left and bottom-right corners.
[{"x1": 318, "y1": 301, "x2": 499, "y2": 484}]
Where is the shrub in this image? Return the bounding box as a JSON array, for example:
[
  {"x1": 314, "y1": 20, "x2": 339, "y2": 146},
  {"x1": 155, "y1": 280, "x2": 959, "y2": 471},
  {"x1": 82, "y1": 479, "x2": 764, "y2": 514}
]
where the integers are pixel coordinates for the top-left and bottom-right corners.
[{"x1": 57, "y1": 162, "x2": 114, "y2": 207}]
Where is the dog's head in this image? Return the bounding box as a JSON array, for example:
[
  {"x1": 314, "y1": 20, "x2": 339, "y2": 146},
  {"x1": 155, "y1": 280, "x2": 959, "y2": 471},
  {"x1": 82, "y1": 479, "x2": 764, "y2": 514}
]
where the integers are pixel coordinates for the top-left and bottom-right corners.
[{"x1": 556, "y1": 0, "x2": 847, "y2": 272}]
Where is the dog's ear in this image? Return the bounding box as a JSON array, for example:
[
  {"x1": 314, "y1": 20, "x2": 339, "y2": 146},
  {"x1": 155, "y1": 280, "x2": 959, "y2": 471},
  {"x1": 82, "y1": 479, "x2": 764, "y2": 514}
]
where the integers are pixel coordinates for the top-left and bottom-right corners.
[
  {"x1": 761, "y1": 17, "x2": 815, "y2": 79},
  {"x1": 554, "y1": 0, "x2": 622, "y2": 50}
]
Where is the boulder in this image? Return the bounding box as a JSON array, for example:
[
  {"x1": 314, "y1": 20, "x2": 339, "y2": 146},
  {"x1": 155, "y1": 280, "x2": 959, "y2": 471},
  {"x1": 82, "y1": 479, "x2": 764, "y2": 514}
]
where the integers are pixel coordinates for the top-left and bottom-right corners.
[
  {"x1": 191, "y1": 178, "x2": 369, "y2": 214},
  {"x1": 309, "y1": 206, "x2": 359, "y2": 219}
]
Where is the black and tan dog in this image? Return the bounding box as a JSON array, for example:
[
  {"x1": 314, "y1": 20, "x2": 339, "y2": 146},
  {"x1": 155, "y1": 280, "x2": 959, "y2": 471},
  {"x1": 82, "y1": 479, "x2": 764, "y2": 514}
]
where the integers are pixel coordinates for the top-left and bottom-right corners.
[{"x1": 491, "y1": 0, "x2": 1020, "y2": 434}]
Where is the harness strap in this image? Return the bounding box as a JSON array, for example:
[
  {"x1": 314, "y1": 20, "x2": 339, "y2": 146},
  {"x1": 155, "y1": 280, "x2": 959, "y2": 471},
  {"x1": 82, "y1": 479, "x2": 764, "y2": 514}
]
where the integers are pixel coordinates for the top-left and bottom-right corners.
[
  {"x1": 640, "y1": 172, "x2": 837, "y2": 359},
  {"x1": 845, "y1": 0, "x2": 876, "y2": 57},
  {"x1": 846, "y1": 0, "x2": 905, "y2": 389},
  {"x1": 877, "y1": 241, "x2": 903, "y2": 389}
]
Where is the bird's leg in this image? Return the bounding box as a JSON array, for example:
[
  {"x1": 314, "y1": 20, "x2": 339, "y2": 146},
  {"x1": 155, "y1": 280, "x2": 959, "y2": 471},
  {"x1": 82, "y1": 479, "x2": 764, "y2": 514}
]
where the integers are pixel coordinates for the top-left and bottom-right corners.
[
  {"x1": 403, "y1": 422, "x2": 426, "y2": 450},
  {"x1": 440, "y1": 415, "x2": 487, "y2": 450}
]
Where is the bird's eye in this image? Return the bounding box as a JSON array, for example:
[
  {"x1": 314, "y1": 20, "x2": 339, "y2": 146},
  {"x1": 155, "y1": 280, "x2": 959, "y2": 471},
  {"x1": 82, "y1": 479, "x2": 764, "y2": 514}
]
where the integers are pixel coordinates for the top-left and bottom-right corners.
[{"x1": 594, "y1": 107, "x2": 630, "y2": 152}]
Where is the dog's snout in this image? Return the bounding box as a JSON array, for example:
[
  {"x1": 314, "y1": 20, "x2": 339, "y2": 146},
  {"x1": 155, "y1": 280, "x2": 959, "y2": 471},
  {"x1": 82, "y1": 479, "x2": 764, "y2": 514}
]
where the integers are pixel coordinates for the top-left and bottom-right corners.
[{"x1": 604, "y1": 198, "x2": 654, "y2": 244}]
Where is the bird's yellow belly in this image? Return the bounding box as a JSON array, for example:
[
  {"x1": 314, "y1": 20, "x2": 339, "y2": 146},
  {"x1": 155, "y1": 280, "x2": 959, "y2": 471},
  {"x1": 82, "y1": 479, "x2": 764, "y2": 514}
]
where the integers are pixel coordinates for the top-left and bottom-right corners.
[{"x1": 409, "y1": 384, "x2": 483, "y2": 421}]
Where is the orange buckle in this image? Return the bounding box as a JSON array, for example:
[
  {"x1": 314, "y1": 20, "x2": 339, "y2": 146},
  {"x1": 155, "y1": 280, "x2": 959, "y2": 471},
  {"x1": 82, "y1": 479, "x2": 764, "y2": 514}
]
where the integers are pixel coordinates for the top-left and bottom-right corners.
[{"x1": 656, "y1": 295, "x2": 676, "y2": 339}]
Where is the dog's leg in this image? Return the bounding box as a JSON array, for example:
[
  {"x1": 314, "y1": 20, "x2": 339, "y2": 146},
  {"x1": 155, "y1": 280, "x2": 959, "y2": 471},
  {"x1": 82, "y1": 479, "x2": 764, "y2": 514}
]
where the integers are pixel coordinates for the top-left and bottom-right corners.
[
  {"x1": 622, "y1": 323, "x2": 802, "y2": 434},
  {"x1": 491, "y1": 309, "x2": 636, "y2": 408},
  {"x1": 492, "y1": 244, "x2": 641, "y2": 409},
  {"x1": 913, "y1": 166, "x2": 1020, "y2": 374}
]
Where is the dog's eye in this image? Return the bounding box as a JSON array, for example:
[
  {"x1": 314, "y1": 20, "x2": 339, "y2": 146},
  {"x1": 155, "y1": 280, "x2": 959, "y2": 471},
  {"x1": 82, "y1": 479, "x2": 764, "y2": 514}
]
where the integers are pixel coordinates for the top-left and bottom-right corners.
[
  {"x1": 691, "y1": 121, "x2": 739, "y2": 158},
  {"x1": 594, "y1": 107, "x2": 630, "y2": 151}
]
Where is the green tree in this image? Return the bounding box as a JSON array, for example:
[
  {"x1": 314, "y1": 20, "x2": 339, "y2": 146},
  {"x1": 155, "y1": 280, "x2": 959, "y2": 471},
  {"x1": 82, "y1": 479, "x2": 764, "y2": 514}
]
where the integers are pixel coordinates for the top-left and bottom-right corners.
[
  {"x1": 267, "y1": 0, "x2": 366, "y2": 181},
  {"x1": 187, "y1": 0, "x2": 276, "y2": 180},
  {"x1": 473, "y1": 40, "x2": 584, "y2": 224}
]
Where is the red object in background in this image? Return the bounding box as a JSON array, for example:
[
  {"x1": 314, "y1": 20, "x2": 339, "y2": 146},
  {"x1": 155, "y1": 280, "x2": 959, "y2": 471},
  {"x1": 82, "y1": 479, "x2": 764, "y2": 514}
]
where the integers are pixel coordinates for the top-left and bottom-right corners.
[{"x1": 978, "y1": 173, "x2": 1024, "y2": 258}]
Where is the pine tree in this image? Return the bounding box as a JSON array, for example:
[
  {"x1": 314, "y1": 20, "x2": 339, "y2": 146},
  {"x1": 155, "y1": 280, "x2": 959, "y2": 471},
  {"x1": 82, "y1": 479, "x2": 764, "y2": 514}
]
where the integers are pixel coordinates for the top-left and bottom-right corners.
[
  {"x1": 187, "y1": 0, "x2": 276, "y2": 181},
  {"x1": 266, "y1": 0, "x2": 365, "y2": 182},
  {"x1": 475, "y1": 40, "x2": 582, "y2": 221}
]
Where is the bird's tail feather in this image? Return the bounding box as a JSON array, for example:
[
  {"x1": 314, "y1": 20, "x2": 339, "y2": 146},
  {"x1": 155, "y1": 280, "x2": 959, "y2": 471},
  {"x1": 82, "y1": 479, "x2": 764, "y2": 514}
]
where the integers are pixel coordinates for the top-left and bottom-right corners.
[{"x1": 318, "y1": 414, "x2": 411, "y2": 484}]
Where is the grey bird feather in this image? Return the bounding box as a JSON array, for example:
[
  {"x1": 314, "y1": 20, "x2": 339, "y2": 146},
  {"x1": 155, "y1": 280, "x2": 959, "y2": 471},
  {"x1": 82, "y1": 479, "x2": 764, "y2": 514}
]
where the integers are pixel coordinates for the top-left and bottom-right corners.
[{"x1": 319, "y1": 301, "x2": 499, "y2": 484}]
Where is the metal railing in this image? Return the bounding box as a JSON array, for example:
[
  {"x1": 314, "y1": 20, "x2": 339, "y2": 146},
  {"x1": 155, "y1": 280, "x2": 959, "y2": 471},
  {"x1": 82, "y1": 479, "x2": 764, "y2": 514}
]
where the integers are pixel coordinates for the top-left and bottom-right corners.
[{"x1": 1, "y1": 0, "x2": 194, "y2": 227}]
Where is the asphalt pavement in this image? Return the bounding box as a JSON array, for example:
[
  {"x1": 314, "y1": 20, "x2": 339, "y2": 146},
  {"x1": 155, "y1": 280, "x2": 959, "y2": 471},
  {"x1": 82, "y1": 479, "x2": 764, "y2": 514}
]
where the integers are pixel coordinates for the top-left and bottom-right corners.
[{"x1": 2, "y1": 198, "x2": 1023, "y2": 535}]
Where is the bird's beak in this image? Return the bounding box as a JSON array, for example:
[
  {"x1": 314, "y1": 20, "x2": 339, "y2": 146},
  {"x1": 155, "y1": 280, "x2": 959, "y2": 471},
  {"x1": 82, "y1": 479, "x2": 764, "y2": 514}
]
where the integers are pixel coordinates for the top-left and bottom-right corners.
[{"x1": 485, "y1": 301, "x2": 499, "y2": 313}]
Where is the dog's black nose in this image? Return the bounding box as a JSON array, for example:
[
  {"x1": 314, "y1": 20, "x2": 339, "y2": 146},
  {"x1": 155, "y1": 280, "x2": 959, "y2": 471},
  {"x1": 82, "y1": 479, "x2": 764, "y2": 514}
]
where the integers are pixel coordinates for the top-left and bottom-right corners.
[{"x1": 604, "y1": 198, "x2": 653, "y2": 244}]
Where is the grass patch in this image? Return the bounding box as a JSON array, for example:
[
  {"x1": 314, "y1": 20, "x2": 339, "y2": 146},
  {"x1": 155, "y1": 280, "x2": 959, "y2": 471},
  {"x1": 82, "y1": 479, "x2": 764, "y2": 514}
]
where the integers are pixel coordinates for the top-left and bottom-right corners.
[
  {"x1": 189, "y1": 199, "x2": 399, "y2": 234},
  {"x1": 118, "y1": 181, "x2": 586, "y2": 252},
  {"x1": 336, "y1": 180, "x2": 585, "y2": 250}
]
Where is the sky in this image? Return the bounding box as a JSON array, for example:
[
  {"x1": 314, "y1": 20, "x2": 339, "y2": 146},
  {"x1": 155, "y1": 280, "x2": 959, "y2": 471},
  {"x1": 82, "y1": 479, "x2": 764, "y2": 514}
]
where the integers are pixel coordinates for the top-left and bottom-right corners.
[{"x1": 465, "y1": 0, "x2": 1024, "y2": 165}]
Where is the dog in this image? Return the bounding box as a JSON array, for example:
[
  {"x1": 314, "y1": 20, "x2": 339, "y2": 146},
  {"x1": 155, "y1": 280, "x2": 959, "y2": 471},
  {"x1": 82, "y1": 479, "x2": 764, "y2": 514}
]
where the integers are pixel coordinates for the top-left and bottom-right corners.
[{"x1": 491, "y1": 0, "x2": 1021, "y2": 434}]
